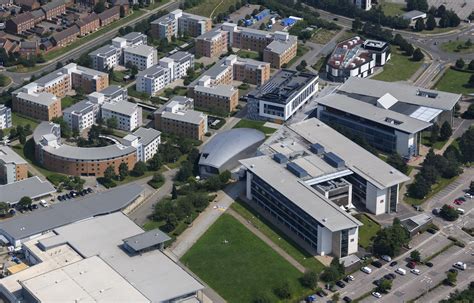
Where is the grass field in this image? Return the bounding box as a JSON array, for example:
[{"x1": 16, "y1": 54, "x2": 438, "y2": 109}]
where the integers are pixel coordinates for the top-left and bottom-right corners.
[
  {"x1": 181, "y1": 214, "x2": 306, "y2": 303},
  {"x1": 61, "y1": 96, "x2": 78, "y2": 110},
  {"x1": 231, "y1": 199, "x2": 325, "y2": 273},
  {"x1": 372, "y1": 49, "x2": 423, "y2": 82},
  {"x1": 186, "y1": 0, "x2": 236, "y2": 18},
  {"x1": 354, "y1": 214, "x2": 380, "y2": 249},
  {"x1": 233, "y1": 119, "x2": 277, "y2": 135},
  {"x1": 237, "y1": 49, "x2": 261, "y2": 60},
  {"x1": 12, "y1": 113, "x2": 39, "y2": 129},
  {"x1": 311, "y1": 28, "x2": 340, "y2": 45},
  {"x1": 441, "y1": 40, "x2": 474, "y2": 53},
  {"x1": 421, "y1": 131, "x2": 448, "y2": 150},
  {"x1": 435, "y1": 68, "x2": 474, "y2": 95},
  {"x1": 379, "y1": 0, "x2": 405, "y2": 16}
]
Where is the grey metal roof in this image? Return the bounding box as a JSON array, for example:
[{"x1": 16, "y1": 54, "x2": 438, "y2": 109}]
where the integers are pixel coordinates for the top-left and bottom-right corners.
[
  {"x1": 102, "y1": 100, "x2": 137, "y2": 116},
  {"x1": 318, "y1": 94, "x2": 432, "y2": 133},
  {"x1": 264, "y1": 35, "x2": 297, "y2": 55},
  {"x1": 124, "y1": 45, "x2": 155, "y2": 57},
  {"x1": 43, "y1": 144, "x2": 136, "y2": 161},
  {"x1": 402, "y1": 10, "x2": 426, "y2": 20},
  {"x1": 62, "y1": 99, "x2": 94, "y2": 114},
  {"x1": 338, "y1": 77, "x2": 460, "y2": 111},
  {"x1": 195, "y1": 84, "x2": 236, "y2": 97},
  {"x1": 41, "y1": 0, "x2": 64, "y2": 11},
  {"x1": 0, "y1": 146, "x2": 27, "y2": 165},
  {"x1": 240, "y1": 156, "x2": 362, "y2": 232},
  {"x1": 33, "y1": 121, "x2": 59, "y2": 144},
  {"x1": 89, "y1": 44, "x2": 119, "y2": 57},
  {"x1": 35, "y1": 70, "x2": 68, "y2": 87},
  {"x1": 189, "y1": 57, "x2": 230, "y2": 87},
  {"x1": 15, "y1": 92, "x2": 57, "y2": 106},
  {"x1": 161, "y1": 109, "x2": 206, "y2": 125},
  {"x1": 199, "y1": 128, "x2": 265, "y2": 170},
  {"x1": 167, "y1": 51, "x2": 194, "y2": 64},
  {"x1": 0, "y1": 184, "x2": 143, "y2": 241},
  {"x1": 123, "y1": 228, "x2": 171, "y2": 252},
  {"x1": 137, "y1": 64, "x2": 168, "y2": 78},
  {"x1": 289, "y1": 119, "x2": 410, "y2": 189},
  {"x1": 100, "y1": 85, "x2": 124, "y2": 96},
  {"x1": 0, "y1": 176, "x2": 56, "y2": 204},
  {"x1": 122, "y1": 32, "x2": 146, "y2": 41},
  {"x1": 132, "y1": 127, "x2": 161, "y2": 146}
]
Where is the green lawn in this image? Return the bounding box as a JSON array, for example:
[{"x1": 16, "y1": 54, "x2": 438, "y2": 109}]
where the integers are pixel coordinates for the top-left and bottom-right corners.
[
  {"x1": 288, "y1": 44, "x2": 310, "y2": 67},
  {"x1": 435, "y1": 68, "x2": 474, "y2": 95},
  {"x1": 379, "y1": 0, "x2": 405, "y2": 16},
  {"x1": 231, "y1": 199, "x2": 325, "y2": 273},
  {"x1": 186, "y1": 0, "x2": 236, "y2": 17},
  {"x1": 12, "y1": 113, "x2": 39, "y2": 129},
  {"x1": 236, "y1": 49, "x2": 261, "y2": 60},
  {"x1": 233, "y1": 119, "x2": 277, "y2": 135},
  {"x1": 353, "y1": 214, "x2": 380, "y2": 249},
  {"x1": 12, "y1": 140, "x2": 58, "y2": 179},
  {"x1": 181, "y1": 214, "x2": 306, "y2": 303},
  {"x1": 440, "y1": 40, "x2": 474, "y2": 54},
  {"x1": 61, "y1": 96, "x2": 77, "y2": 110},
  {"x1": 404, "y1": 177, "x2": 458, "y2": 206},
  {"x1": 372, "y1": 49, "x2": 423, "y2": 82},
  {"x1": 421, "y1": 131, "x2": 448, "y2": 150},
  {"x1": 311, "y1": 28, "x2": 340, "y2": 45},
  {"x1": 43, "y1": 10, "x2": 146, "y2": 61}
]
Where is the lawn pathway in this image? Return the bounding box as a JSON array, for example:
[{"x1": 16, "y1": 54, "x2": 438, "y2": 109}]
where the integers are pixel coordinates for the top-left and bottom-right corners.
[{"x1": 226, "y1": 208, "x2": 306, "y2": 273}]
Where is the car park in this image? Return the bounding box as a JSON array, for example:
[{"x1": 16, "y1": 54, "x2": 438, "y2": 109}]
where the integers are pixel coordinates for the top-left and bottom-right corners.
[
  {"x1": 411, "y1": 268, "x2": 421, "y2": 275},
  {"x1": 336, "y1": 281, "x2": 346, "y2": 288},
  {"x1": 372, "y1": 292, "x2": 382, "y2": 299},
  {"x1": 381, "y1": 255, "x2": 392, "y2": 262},
  {"x1": 372, "y1": 260, "x2": 383, "y2": 268},
  {"x1": 453, "y1": 262, "x2": 467, "y2": 270},
  {"x1": 361, "y1": 266, "x2": 372, "y2": 274},
  {"x1": 389, "y1": 261, "x2": 398, "y2": 267}
]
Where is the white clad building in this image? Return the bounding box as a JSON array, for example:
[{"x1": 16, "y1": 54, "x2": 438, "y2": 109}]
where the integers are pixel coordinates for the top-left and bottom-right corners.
[
  {"x1": 136, "y1": 65, "x2": 171, "y2": 96},
  {"x1": 163, "y1": 51, "x2": 194, "y2": 80},
  {"x1": 62, "y1": 100, "x2": 96, "y2": 132},
  {"x1": 101, "y1": 100, "x2": 142, "y2": 131},
  {"x1": 123, "y1": 127, "x2": 161, "y2": 162},
  {"x1": 0, "y1": 105, "x2": 12, "y2": 130},
  {"x1": 123, "y1": 45, "x2": 158, "y2": 71},
  {"x1": 89, "y1": 44, "x2": 122, "y2": 71}
]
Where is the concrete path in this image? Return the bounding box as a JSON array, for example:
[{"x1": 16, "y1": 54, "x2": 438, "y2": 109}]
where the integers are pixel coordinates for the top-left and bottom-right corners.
[{"x1": 226, "y1": 208, "x2": 306, "y2": 273}]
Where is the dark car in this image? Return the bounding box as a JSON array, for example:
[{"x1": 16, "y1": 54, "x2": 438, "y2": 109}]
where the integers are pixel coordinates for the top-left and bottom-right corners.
[
  {"x1": 373, "y1": 279, "x2": 382, "y2": 286},
  {"x1": 79, "y1": 191, "x2": 85, "y2": 196},
  {"x1": 316, "y1": 291, "x2": 325, "y2": 297},
  {"x1": 9, "y1": 209, "x2": 16, "y2": 215},
  {"x1": 390, "y1": 261, "x2": 398, "y2": 267},
  {"x1": 343, "y1": 296, "x2": 352, "y2": 302},
  {"x1": 426, "y1": 262, "x2": 433, "y2": 267},
  {"x1": 32, "y1": 204, "x2": 39, "y2": 209},
  {"x1": 384, "y1": 274, "x2": 393, "y2": 280},
  {"x1": 372, "y1": 260, "x2": 383, "y2": 268},
  {"x1": 87, "y1": 187, "x2": 93, "y2": 193},
  {"x1": 336, "y1": 281, "x2": 346, "y2": 288},
  {"x1": 448, "y1": 268, "x2": 458, "y2": 274},
  {"x1": 388, "y1": 273, "x2": 396, "y2": 280},
  {"x1": 407, "y1": 261, "x2": 416, "y2": 269},
  {"x1": 343, "y1": 276, "x2": 350, "y2": 282},
  {"x1": 58, "y1": 195, "x2": 63, "y2": 201},
  {"x1": 66, "y1": 194, "x2": 72, "y2": 199}
]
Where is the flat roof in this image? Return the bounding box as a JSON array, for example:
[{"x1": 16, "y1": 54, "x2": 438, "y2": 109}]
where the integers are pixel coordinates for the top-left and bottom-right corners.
[
  {"x1": 102, "y1": 100, "x2": 137, "y2": 116},
  {"x1": 240, "y1": 155, "x2": 361, "y2": 232},
  {"x1": 62, "y1": 99, "x2": 94, "y2": 114},
  {"x1": 318, "y1": 94, "x2": 431, "y2": 133},
  {"x1": 21, "y1": 256, "x2": 150, "y2": 303},
  {"x1": 402, "y1": 10, "x2": 426, "y2": 20},
  {"x1": 168, "y1": 51, "x2": 193, "y2": 63},
  {"x1": 16, "y1": 91, "x2": 57, "y2": 106},
  {"x1": 0, "y1": 176, "x2": 56, "y2": 205},
  {"x1": 124, "y1": 45, "x2": 155, "y2": 57},
  {"x1": 50, "y1": 212, "x2": 203, "y2": 302},
  {"x1": 137, "y1": 64, "x2": 168, "y2": 78},
  {"x1": 0, "y1": 184, "x2": 143, "y2": 241},
  {"x1": 288, "y1": 119, "x2": 410, "y2": 189},
  {"x1": 123, "y1": 228, "x2": 171, "y2": 252},
  {"x1": 161, "y1": 109, "x2": 206, "y2": 125},
  {"x1": 195, "y1": 84, "x2": 236, "y2": 97},
  {"x1": 0, "y1": 145, "x2": 27, "y2": 165},
  {"x1": 89, "y1": 44, "x2": 119, "y2": 57},
  {"x1": 132, "y1": 127, "x2": 161, "y2": 146},
  {"x1": 265, "y1": 35, "x2": 297, "y2": 55},
  {"x1": 338, "y1": 77, "x2": 460, "y2": 111}
]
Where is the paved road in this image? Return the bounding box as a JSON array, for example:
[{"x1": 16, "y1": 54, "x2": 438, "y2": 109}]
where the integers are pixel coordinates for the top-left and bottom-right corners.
[{"x1": 2, "y1": 0, "x2": 181, "y2": 89}]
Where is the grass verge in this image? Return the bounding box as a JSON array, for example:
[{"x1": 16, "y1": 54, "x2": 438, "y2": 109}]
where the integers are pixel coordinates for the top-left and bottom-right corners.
[
  {"x1": 404, "y1": 176, "x2": 458, "y2": 206},
  {"x1": 435, "y1": 68, "x2": 474, "y2": 95},
  {"x1": 372, "y1": 48, "x2": 423, "y2": 82},
  {"x1": 233, "y1": 119, "x2": 277, "y2": 135},
  {"x1": 353, "y1": 214, "x2": 381, "y2": 249}
]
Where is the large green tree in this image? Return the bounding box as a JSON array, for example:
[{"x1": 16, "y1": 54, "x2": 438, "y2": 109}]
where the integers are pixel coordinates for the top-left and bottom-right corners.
[{"x1": 373, "y1": 218, "x2": 410, "y2": 257}]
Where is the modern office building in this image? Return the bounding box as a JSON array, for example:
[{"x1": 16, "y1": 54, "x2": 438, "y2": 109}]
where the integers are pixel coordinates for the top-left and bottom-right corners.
[
  {"x1": 12, "y1": 91, "x2": 61, "y2": 121},
  {"x1": 326, "y1": 36, "x2": 390, "y2": 82},
  {"x1": 101, "y1": 100, "x2": 141, "y2": 131},
  {"x1": 165, "y1": 51, "x2": 195, "y2": 80},
  {"x1": 123, "y1": 45, "x2": 158, "y2": 71},
  {"x1": 316, "y1": 77, "x2": 461, "y2": 158},
  {"x1": 122, "y1": 127, "x2": 161, "y2": 162},
  {"x1": 0, "y1": 146, "x2": 28, "y2": 184},
  {"x1": 0, "y1": 105, "x2": 12, "y2": 130},
  {"x1": 195, "y1": 29, "x2": 229, "y2": 58},
  {"x1": 154, "y1": 96, "x2": 208, "y2": 140},
  {"x1": 247, "y1": 69, "x2": 319, "y2": 122},
  {"x1": 150, "y1": 9, "x2": 212, "y2": 41}
]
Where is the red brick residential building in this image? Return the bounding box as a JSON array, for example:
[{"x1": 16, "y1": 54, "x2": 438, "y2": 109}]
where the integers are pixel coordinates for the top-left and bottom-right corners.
[
  {"x1": 76, "y1": 13, "x2": 100, "y2": 36},
  {"x1": 40, "y1": 0, "x2": 66, "y2": 20},
  {"x1": 6, "y1": 12, "x2": 36, "y2": 34},
  {"x1": 51, "y1": 25, "x2": 79, "y2": 47},
  {"x1": 98, "y1": 7, "x2": 120, "y2": 27}
]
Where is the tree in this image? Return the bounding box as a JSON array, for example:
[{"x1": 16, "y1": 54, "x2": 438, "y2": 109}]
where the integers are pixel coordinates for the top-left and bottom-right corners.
[
  {"x1": 415, "y1": 18, "x2": 425, "y2": 31},
  {"x1": 0, "y1": 202, "x2": 9, "y2": 215},
  {"x1": 377, "y1": 279, "x2": 392, "y2": 293},
  {"x1": 410, "y1": 250, "x2": 421, "y2": 262},
  {"x1": 445, "y1": 270, "x2": 457, "y2": 286},
  {"x1": 440, "y1": 121, "x2": 453, "y2": 141},
  {"x1": 404, "y1": 44, "x2": 414, "y2": 56},
  {"x1": 439, "y1": 204, "x2": 459, "y2": 221},
  {"x1": 104, "y1": 165, "x2": 116, "y2": 181},
  {"x1": 300, "y1": 270, "x2": 318, "y2": 289},
  {"x1": 468, "y1": 75, "x2": 474, "y2": 88},
  {"x1": 252, "y1": 292, "x2": 272, "y2": 303},
  {"x1": 171, "y1": 184, "x2": 178, "y2": 199},
  {"x1": 219, "y1": 170, "x2": 231, "y2": 184},
  {"x1": 18, "y1": 131, "x2": 26, "y2": 144},
  {"x1": 162, "y1": 213, "x2": 178, "y2": 232},
  {"x1": 455, "y1": 58, "x2": 465, "y2": 69},
  {"x1": 119, "y1": 163, "x2": 128, "y2": 180},
  {"x1": 459, "y1": 127, "x2": 474, "y2": 163},
  {"x1": 55, "y1": 61, "x2": 63, "y2": 69},
  {"x1": 426, "y1": 14, "x2": 436, "y2": 30},
  {"x1": 466, "y1": 39, "x2": 472, "y2": 48},
  {"x1": 352, "y1": 17, "x2": 363, "y2": 32},
  {"x1": 373, "y1": 219, "x2": 410, "y2": 257},
  {"x1": 106, "y1": 117, "x2": 118, "y2": 129},
  {"x1": 94, "y1": 1, "x2": 106, "y2": 13},
  {"x1": 205, "y1": 175, "x2": 223, "y2": 191},
  {"x1": 52, "y1": 117, "x2": 71, "y2": 139},
  {"x1": 147, "y1": 152, "x2": 162, "y2": 170},
  {"x1": 17, "y1": 196, "x2": 32, "y2": 209},
  {"x1": 132, "y1": 161, "x2": 147, "y2": 176},
  {"x1": 412, "y1": 48, "x2": 424, "y2": 61},
  {"x1": 120, "y1": 5, "x2": 126, "y2": 17},
  {"x1": 332, "y1": 293, "x2": 340, "y2": 302},
  {"x1": 408, "y1": 175, "x2": 431, "y2": 199},
  {"x1": 430, "y1": 123, "x2": 440, "y2": 143},
  {"x1": 468, "y1": 60, "x2": 474, "y2": 71},
  {"x1": 387, "y1": 154, "x2": 408, "y2": 174},
  {"x1": 273, "y1": 281, "x2": 291, "y2": 299}
]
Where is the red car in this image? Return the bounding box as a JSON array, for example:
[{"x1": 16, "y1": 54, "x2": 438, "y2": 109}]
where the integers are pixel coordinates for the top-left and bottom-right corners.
[
  {"x1": 407, "y1": 261, "x2": 416, "y2": 269},
  {"x1": 454, "y1": 200, "x2": 463, "y2": 205}
]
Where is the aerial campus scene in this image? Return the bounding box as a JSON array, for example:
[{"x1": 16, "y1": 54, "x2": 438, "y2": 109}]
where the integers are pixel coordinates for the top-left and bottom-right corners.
[{"x1": 0, "y1": 0, "x2": 473, "y2": 301}]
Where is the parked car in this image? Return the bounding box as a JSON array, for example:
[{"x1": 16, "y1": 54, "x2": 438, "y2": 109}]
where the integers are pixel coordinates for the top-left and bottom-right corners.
[
  {"x1": 432, "y1": 208, "x2": 439, "y2": 215},
  {"x1": 453, "y1": 262, "x2": 467, "y2": 270},
  {"x1": 336, "y1": 281, "x2": 346, "y2": 288},
  {"x1": 40, "y1": 200, "x2": 49, "y2": 207},
  {"x1": 396, "y1": 268, "x2": 407, "y2": 275},
  {"x1": 372, "y1": 292, "x2": 382, "y2": 299},
  {"x1": 87, "y1": 187, "x2": 93, "y2": 193},
  {"x1": 343, "y1": 296, "x2": 352, "y2": 302},
  {"x1": 407, "y1": 261, "x2": 416, "y2": 269},
  {"x1": 448, "y1": 268, "x2": 458, "y2": 274},
  {"x1": 384, "y1": 274, "x2": 394, "y2": 280},
  {"x1": 9, "y1": 209, "x2": 16, "y2": 215},
  {"x1": 388, "y1": 273, "x2": 396, "y2": 280},
  {"x1": 361, "y1": 266, "x2": 372, "y2": 274},
  {"x1": 372, "y1": 260, "x2": 383, "y2": 268},
  {"x1": 389, "y1": 261, "x2": 398, "y2": 267},
  {"x1": 343, "y1": 275, "x2": 354, "y2": 282},
  {"x1": 316, "y1": 290, "x2": 327, "y2": 297},
  {"x1": 426, "y1": 262, "x2": 433, "y2": 267},
  {"x1": 306, "y1": 294, "x2": 317, "y2": 302},
  {"x1": 464, "y1": 193, "x2": 472, "y2": 198},
  {"x1": 411, "y1": 268, "x2": 421, "y2": 275},
  {"x1": 31, "y1": 204, "x2": 39, "y2": 210},
  {"x1": 58, "y1": 196, "x2": 63, "y2": 201},
  {"x1": 456, "y1": 208, "x2": 465, "y2": 215},
  {"x1": 381, "y1": 255, "x2": 392, "y2": 262}
]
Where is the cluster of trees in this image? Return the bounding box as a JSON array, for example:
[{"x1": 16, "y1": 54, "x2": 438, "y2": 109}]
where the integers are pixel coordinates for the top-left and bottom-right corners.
[
  {"x1": 214, "y1": 0, "x2": 253, "y2": 23},
  {"x1": 408, "y1": 146, "x2": 462, "y2": 199},
  {"x1": 320, "y1": 257, "x2": 345, "y2": 283},
  {"x1": 373, "y1": 218, "x2": 410, "y2": 257},
  {"x1": 393, "y1": 34, "x2": 424, "y2": 61},
  {"x1": 386, "y1": 153, "x2": 408, "y2": 174},
  {"x1": 429, "y1": 121, "x2": 453, "y2": 144},
  {"x1": 0, "y1": 48, "x2": 46, "y2": 68},
  {"x1": 6, "y1": 124, "x2": 32, "y2": 144},
  {"x1": 100, "y1": 161, "x2": 148, "y2": 187},
  {"x1": 441, "y1": 281, "x2": 474, "y2": 302},
  {"x1": 406, "y1": 0, "x2": 428, "y2": 12},
  {"x1": 444, "y1": 269, "x2": 458, "y2": 286},
  {"x1": 52, "y1": 117, "x2": 73, "y2": 139},
  {"x1": 0, "y1": 74, "x2": 9, "y2": 87},
  {"x1": 413, "y1": 5, "x2": 460, "y2": 31},
  {"x1": 439, "y1": 204, "x2": 459, "y2": 221},
  {"x1": 463, "y1": 103, "x2": 474, "y2": 119},
  {"x1": 77, "y1": 124, "x2": 110, "y2": 147},
  {"x1": 455, "y1": 57, "x2": 474, "y2": 69}
]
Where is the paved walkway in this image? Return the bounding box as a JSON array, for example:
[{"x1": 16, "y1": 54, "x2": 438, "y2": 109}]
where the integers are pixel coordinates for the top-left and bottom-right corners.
[{"x1": 226, "y1": 208, "x2": 306, "y2": 273}]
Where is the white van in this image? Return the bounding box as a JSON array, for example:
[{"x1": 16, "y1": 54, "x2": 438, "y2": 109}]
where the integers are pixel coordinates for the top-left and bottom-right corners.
[
  {"x1": 381, "y1": 255, "x2": 392, "y2": 262},
  {"x1": 456, "y1": 208, "x2": 465, "y2": 214},
  {"x1": 361, "y1": 266, "x2": 372, "y2": 274},
  {"x1": 453, "y1": 262, "x2": 467, "y2": 270},
  {"x1": 40, "y1": 200, "x2": 49, "y2": 207},
  {"x1": 395, "y1": 268, "x2": 406, "y2": 275}
]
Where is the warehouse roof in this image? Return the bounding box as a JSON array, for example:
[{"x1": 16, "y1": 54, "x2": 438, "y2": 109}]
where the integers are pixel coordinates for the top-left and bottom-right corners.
[
  {"x1": 0, "y1": 176, "x2": 55, "y2": 205},
  {"x1": 123, "y1": 228, "x2": 171, "y2": 252},
  {"x1": 338, "y1": 77, "x2": 460, "y2": 111},
  {"x1": 0, "y1": 184, "x2": 143, "y2": 242},
  {"x1": 317, "y1": 94, "x2": 431, "y2": 133},
  {"x1": 288, "y1": 119, "x2": 410, "y2": 189}
]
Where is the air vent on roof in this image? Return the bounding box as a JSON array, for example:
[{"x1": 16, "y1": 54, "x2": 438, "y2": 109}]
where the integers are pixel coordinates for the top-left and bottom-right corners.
[
  {"x1": 384, "y1": 117, "x2": 403, "y2": 125},
  {"x1": 286, "y1": 162, "x2": 309, "y2": 178},
  {"x1": 273, "y1": 153, "x2": 288, "y2": 164},
  {"x1": 324, "y1": 152, "x2": 345, "y2": 168},
  {"x1": 310, "y1": 143, "x2": 325, "y2": 155},
  {"x1": 416, "y1": 90, "x2": 438, "y2": 99}
]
